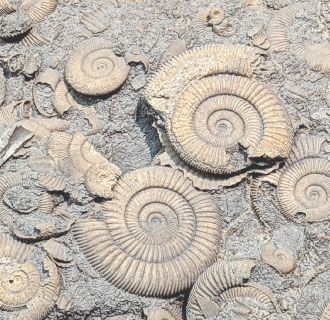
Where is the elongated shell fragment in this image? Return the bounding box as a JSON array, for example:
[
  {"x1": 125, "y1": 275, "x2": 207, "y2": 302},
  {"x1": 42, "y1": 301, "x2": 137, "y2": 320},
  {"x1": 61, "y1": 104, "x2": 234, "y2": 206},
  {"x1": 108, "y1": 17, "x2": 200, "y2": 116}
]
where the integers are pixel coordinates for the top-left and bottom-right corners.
[
  {"x1": 65, "y1": 38, "x2": 130, "y2": 96},
  {"x1": 73, "y1": 166, "x2": 222, "y2": 297}
]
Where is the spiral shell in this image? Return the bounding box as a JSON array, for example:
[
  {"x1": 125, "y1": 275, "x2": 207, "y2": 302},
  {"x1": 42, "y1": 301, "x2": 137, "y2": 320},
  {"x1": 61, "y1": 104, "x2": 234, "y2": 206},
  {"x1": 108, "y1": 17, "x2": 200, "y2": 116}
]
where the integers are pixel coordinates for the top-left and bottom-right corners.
[
  {"x1": 261, "y1": 243, "x2": 295, "y2": 274},
  {"x1": 276, "y1": 136, "x2": 330, "y2": 222},
  {"x1": 73, "y1": 167, "x2": 222, "y2": 297},
  {"x1": 0, "y1": 235, "x2": 61, "y2": 319},
  {"x1": 65, "y1": 38, "x2": 130, "y2": 96},
  {"x1": 186, "y1": 260, "x2": 256, "y2": 320},
  {"x1": 165, "y1": 74, "x2": 292, "y2": 175},
  {"x1": 144, "y1": 45, "x2": 262, "y2": 113}
]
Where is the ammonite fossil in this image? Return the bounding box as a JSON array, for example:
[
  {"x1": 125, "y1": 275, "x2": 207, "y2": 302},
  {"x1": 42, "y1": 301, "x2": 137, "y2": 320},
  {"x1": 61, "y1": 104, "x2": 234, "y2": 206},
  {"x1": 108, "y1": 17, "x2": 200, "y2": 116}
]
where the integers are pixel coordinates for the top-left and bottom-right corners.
[
  {"x1": 186, "y1": 260, "x2": 277, "y2": 320},
  {"x1": 65, "y1": 38, "x2": 130, "y2": 96},
  {"x1": 73, "y1": 166, "x2": 222, "y2": 297},
  {"x1": 255, "y1": 136, "x2": 330, "y2": 223},
  {"x1": 0, "y1": 234, "x2": 61, "y2": 320},
  {"x1": 47, "y1": 132, "x2": 121, "y2": 198},
  {"x1": 0, "y1": 100, "x2": 32, "y2": 128}
]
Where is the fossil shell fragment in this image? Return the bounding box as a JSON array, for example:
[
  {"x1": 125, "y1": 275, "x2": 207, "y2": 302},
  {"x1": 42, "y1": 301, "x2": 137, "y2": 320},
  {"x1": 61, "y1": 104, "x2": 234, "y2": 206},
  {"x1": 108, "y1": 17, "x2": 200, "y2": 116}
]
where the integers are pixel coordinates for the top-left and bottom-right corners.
[
  {"x1": 22, "y1": 54, "x2": 38, "y2": 78},
  {"x1": 42, "y1": 239, "x2": 72, "y2": 266},
  {"x1": 144, "y1": 45, "x2": 263, "y2": 113},
  {"x1": 0, "y1": 67, "x2": 6, "y2": 106},
  {"x1": 125, "y1": 47, "x2": 149, "y2": 71},
  {"x1": 65, "y1": 38, "x2": 130, "y2": 96},
  {"x1": 56, "y1": 294, "x2": 72, "y2": 311},
  {"x1": 0, "y1": 235, "x2": 61, "y2": 320},
  {"x1": 0, "y1": 0, "x2": 16, "y2": 14},
  {"x1": 186, "y1": 260, "x2": 256, "y2": 319},
  {"x1": 20, "y1": 0, "x2": 58, "y2": 23},
  {"x1": 319, "y1": 299, "x2": 330, "y2": 320},
  {"x1": 0, "y1": 100, "x2": 32, "y2": 128},
  {"x1": 165, "y1": 75, "x2": 292, "y2": 175},
  {"x1": 158, "y1": 39, "x2": 186, "y2": 67},
  {"x1": 81, "y1": 4, "x2": 110, "y2": 34},
  {"x1": 38, "y1": 172, "x2": 66, "y2": 191},
  {"x1": 261, "y1": 243, "x2": 295, "y2": 274},
  {"x1": 73, "y1": 167, "x2": 222, "y2": 297},
  {"x1": 147, "y1": 309, "x2": 175, "y2": 320}
]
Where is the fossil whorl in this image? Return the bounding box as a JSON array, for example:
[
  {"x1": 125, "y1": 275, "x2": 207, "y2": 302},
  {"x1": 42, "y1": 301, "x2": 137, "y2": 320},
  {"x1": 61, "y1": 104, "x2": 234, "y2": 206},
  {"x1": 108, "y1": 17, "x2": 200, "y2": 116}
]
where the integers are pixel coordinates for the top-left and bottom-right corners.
[
  {"x1": 269, "y1": 3, "x2": 305, "y2": 52},
  {"x1": 164, "y1": 74, "x2": 292, "y2": 175},
  {"x1": 275, "y1": 136, "x2": 330, "y2": 222},
  {"x1": 144, "y1": 45, "x2": 262, "y2": 113},
  {"x1": 186, "y1": 260, "x2": 256, "y2": 320},
  {"x1": 0, "y1": 235, "x2": 61, "y2": 320},
  {"x1": 65, "y1": 38, "x2": 130, "y2": 96},
  {"x1": 73, "y1": 166, "x2": 222, "y2": 297}
]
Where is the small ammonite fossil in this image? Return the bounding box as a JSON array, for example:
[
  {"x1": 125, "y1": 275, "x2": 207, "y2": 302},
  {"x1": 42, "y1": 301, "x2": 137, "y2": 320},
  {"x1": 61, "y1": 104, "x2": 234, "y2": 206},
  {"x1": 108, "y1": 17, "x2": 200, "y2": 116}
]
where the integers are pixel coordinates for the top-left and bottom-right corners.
[
  {"x1": 73, "y1": 166, "x2": 222, "y2": 297},
  {"x1": 65, "y1": 38, "x2": 130, "y2": 96},
  {"x1": 254, "y1": 136, "x2": 330, "y2": 223},
  {"x1": 186, "y1": 259, "x2": 277, "y2": 320},
  {"x1": 0, "y1": 234, "x2": 62, "y2": 320}
]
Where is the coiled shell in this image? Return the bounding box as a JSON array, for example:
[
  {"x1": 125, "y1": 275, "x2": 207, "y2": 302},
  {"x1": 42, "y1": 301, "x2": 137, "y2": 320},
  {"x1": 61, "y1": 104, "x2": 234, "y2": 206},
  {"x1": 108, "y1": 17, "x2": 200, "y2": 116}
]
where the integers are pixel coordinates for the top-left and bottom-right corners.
[
  {"x1": 73, "y1": 167, "x2": 222, "y2": 297},
  {"x1": 186, "y1": 260, "x2": 256, "y2": 319},
  {"x1": 165, "y1": 75, "x2": 292, "y2": 175},
  {"x1": 144, "y1": 45, "x2": 263, "y2": 113},
  {"x1": 65, "y1": 38, "x2": 130, "y2": 96}
]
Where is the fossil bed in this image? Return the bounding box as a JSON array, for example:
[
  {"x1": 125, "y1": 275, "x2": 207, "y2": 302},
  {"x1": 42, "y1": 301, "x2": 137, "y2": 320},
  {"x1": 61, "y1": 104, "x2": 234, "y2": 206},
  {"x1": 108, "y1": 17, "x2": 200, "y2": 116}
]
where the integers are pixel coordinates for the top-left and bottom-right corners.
[{"x1": 0, "y1": 0, "x2": 330, "y2": 319}]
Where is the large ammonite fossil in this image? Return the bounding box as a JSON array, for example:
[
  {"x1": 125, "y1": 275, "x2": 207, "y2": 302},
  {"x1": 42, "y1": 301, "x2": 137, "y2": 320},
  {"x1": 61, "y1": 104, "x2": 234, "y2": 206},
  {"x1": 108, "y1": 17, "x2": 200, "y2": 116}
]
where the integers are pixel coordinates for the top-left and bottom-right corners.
[
  {"x1": 65, "y1": 38, "x2": 130, "y2": 96},
  {"x1": 73, "y1": 166, "x2": 222, "y2": 297},
  {"x1": 186, "y1": 260, "x2": 277, "y2": 320},
  {"x1": 0, "y1": 234, "x2": 61, "y2": 320},
  {"x1": 253, "y1": 136, "x2": 330, "y2": 223},
  {"x1": 145, "y1": 45, "x2": 292, "y2": 189}
]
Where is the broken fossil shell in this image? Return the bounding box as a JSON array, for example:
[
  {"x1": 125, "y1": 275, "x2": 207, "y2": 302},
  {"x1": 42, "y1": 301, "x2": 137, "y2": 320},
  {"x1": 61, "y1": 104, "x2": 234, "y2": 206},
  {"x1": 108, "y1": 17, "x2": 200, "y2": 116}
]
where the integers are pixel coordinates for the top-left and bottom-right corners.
[
  {"x1": 42, "y1": 239, "x2": 73, "y2": 267},
  {"x1": 0, "y1": 234, "x2": 61, "y2": 320},
  {"x1": 38, "y1": 172, "x2": 66, "y2": 191},
  {"x1": 261, "y1": 243, "x2": 295, "y2": 274},
  {"x1": 208, "y1": 7, "x2": 225, "y2": 26},
  {"x1": 261, "y1": 136, "x2": 330, "y2": 223},
  {"x1": 147, "y1": 309, "x2": 175, "y2": 320},
  {"x1": 22, "y1": 54, "x2": 38, "y2": 78},
  {"x1": 144, "y1": 44, "x2": 263, "y2": 113},
  {"x1": 73, "y1": 166, "x2": 222, "y2": 297},
  {"x1": 0, "y1": 0, "x2": 17, "y2": 14},
  {"x1": 20, "y1": 0, "x2": 58, "y2": 24},
  {"x1": 125, "y1": 47, "x2": 149, "y2": 71},
  {"x1": 0, "y1": 100, "x2": 32, "y2": 128},
  {"x1": 164, "y1": 75, "x2": 292, "y2": 175},
  {"x1": 248, "y1": 27, "x2": 270, "y2": 50},
  {"x1": 186, "y1": 260, "x2": 256, "y2": 319},
  {"x1": 56, "y1": 294, "x2": 72, "y2": 312},
  {"x1": 47, "y1": 132, "x2": 121, "y2": 198},
  {"x1": 157, "y1": 38, "x2": 186, "y2": 68},
  {"x1": 0, "y1": 67, "x2": 6, "y2": 107},
  {"x1": 81, "y1": 4, "x2": 110, "y2": 34},
  {"x1": 319, "y1": 299, "x2": 330, "y2": 320},
  {"x1": 65, "y1": 38, "x2": 130, "y2": 96}
]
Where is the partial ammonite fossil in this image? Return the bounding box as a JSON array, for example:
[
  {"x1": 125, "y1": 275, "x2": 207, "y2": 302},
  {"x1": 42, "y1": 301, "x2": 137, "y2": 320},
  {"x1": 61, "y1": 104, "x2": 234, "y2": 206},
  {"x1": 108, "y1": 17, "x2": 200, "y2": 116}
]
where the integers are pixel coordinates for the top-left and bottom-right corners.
[
  {"x1": 73, "y1": 166, "x2": 222, "y2": 297},
  {"x1": 255, "y1": 136, "x2": 330, "y2": 223},
  {"x1": 0, "y1": 234, "x2": 61, "y2": 320},
  {"x1": 261, "y1": 243, "x2": 295, "y2": 274},
  {"x1": 186, "y1": 260, "x2": 277, "y2": 320},
  {"x1": 65, "y1": 38, "x2": 130, "y2": 96},
  {"x1": 47, "y1": 132, "x2": 121, "y2": 198},
  {"x1": 0, "y1": 100, "x2": 32, "y2": 128},
  {"x1": 81, "y1": 4, "x2": 111, "y2": 34},
  {"x1": 319, "y1": 300, "x2": 330, "y2": 320}
]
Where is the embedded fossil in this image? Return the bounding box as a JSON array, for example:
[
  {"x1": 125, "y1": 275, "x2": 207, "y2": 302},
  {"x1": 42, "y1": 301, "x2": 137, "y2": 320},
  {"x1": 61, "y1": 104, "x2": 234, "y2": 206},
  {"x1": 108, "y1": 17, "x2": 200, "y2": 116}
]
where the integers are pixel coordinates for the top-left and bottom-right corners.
[
  {"x1": 56, "y1": 295, "x2": 72, "y2": 312},
  {"x1": 261, "y1": 243, "x2": 295, "y2": 274},
  {"x1": 269, "y1": 3, "x2": 304, "y2": 52},
  {"x1": 164, "y1": 75, "x2": 292, "y2": 175},
  {"x1": 0, "y1": 100, "x2": 32, "y2": 128},
  {"x1": 144, "y1": 45, "x2": 263, "y2": 113},
  {"x1": 65, "y1": 38, "x2": 130, "y2": 96},
  {"x1": 258, "y1": 136, "x2": 330, "y2": 223},
  {"x1": 0, "y1": 0, "x2": 16, "y2": 14},
  {"x1": 186, "y1": 260, "x2": 256, "y2": 319},
  {"x1": 22, "y1": 54, "x2": 38, "y2": 78},
  {"x1": 186, "y1": 260, "x2": 276, "y2": 319},
  {"x1": 147, "y1": 309, "x2": 175, "y2": 320},
  {"x1": 0, "y1": 67, "x2": 6, "y2": 106},
  {"x1": 249, "y1": 29, "x2": 270, "y2": 50},
  {"x1": 319, "y1": 299, "x2": 330, "y2": 320},
  {"x1": 73, "y1": 166, "x2": 222, "y2": 297},
  {"x1": 157, "y1": 38, "x2": 186, "y2": 67},
  {"x1": 81, "y1": 4, "x2": 110, "y2": 34},
  {"x1": 42, "y1": 239, "x2": 73, "y2": 267},
  {"x1": 37, "y1": 172, "x2": 66, "y2": 191},
  {"x1": 47, "y1": 132, "x2": 121, "y2": 198},
  {"x1": 20, "y1": 0, "x2": 58, "y2": 24},
  {"x1": 125, "y1": 47, "x2": 149, "y2": 71},
  {"x1": 0, "y1": 234, "x2": 61, "y2": 320}
]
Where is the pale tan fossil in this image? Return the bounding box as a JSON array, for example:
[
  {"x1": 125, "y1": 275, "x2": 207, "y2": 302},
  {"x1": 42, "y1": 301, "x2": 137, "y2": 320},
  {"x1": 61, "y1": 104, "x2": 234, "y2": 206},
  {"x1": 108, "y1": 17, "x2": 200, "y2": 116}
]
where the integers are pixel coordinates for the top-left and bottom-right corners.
[
  {"x1": 0, "y1": 100, "x2": 32, "y2": 128},
  {"x1": 38, "y1": 172, "x2": 66, "y2": 191},
  {"x1": 186, "y1": 260, "x2": 276, "y2": 319},
  {"x1": 42, "y1": 239, "x2": 73, "y2": 267},
  {"x1": 261, "y1": 243, "x2": 295, "y2": 274},
  {"x1": 147, "y1": 309, "x2": 175, "y2": 320},
  {"x1": 250, "y1": 30, "x2": 270, "y2": 50},
  {"x1": 144, "y1": 45, "x2": 263, "y2": 113},
  {"x1": 125, "y1": 47, "x2": 149, "y2": 71},
  {"x1": 0, "y1": 234, "x2": 61, "y2": 320},
  {"x1": 73, "y1": 166, "x2": 222, "y2": 297},
  {"x1": 56, "y1": 295, "x2": 72, "y2": 312},
  {"x1": 186, "y1": 260, "x2": 256, "y2": 319},
  {"x1": 0, "y1": 0, "x2": 16, "y2": 14},
  {"x1": 157, "y1": 38, "x2": 186, "y2": 67},
  {"x1": 22, "y1": 54, "x2": 38, "y2": 78},
  {"x1": 20, "y1": 0, "x2": 58, "y2": 24},
  {"x1": 255, "y1": 136, "x2": 330, "y2": 223},
  {"x1": 81, "y1": 4, "x2": 111, "y2": 34},
  {"x1": 165, "y1": 75, "x2": 292, "y2": 175},
  {"x1": 47, "y1": 132, "x2": 121, "y2": 198},
  {"x1": 319, "y1": 299, "x2": 330, "y2": 320},
  {"x1": 0, "y1": 67, "x2": 6, "y2": 106},
  {"x1": 65, "y1": 38, "x2": 130, "y2": 96}
]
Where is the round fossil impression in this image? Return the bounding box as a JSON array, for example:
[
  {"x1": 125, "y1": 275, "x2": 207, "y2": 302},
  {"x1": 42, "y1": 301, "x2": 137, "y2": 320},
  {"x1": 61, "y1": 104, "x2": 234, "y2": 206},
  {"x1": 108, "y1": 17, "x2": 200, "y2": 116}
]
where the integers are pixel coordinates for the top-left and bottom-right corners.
[
  {"x1": 65, "y1": 38, "x2": 130, "y2": 96},
  {"x1": 73, "y1": 166, "x2": 222, "y2": 297}
]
